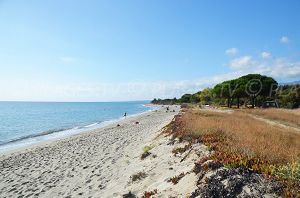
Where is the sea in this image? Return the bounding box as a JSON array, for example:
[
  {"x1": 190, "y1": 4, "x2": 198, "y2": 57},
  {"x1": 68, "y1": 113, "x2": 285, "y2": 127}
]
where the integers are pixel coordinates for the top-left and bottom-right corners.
[{"x1": 0, "y1": 101, "x2": 155, "y2": 153}]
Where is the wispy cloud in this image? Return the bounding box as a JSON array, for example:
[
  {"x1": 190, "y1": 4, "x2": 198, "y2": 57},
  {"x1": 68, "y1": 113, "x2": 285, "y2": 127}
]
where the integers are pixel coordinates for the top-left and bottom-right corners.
[
  {"x1": 62, "y1": 57, "x2": 74, "y2": 62},
  {"x1": 280, "y1": 36, "x2": 289, "y2": 43},
  {"x1": 228, "y1": 55, "x2": 300, "y2": 78},
  {"x1": 261, "y1": 52, "x2": 272, "y2": 59},
  {"x1": 225, "y1": 48, "x2": 239, "y2": 55}
]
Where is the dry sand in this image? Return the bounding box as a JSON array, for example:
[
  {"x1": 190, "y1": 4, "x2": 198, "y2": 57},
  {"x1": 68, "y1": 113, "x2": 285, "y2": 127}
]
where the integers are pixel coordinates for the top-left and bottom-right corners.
[
  {"x1": 0, "y1": 106, "x2": 283, "y2": 198},
  {"x1": 0, "y1": 105, "x2": 180, "y2": 198}
]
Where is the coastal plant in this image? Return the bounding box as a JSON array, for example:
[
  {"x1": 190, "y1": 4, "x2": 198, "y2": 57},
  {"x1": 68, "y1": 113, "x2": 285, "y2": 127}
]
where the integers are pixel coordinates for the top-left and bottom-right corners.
[
  {"x1": 177, "y1": 135, "x2": 183, "y2": 142},
  {"x1": 125, "y1": 160, "x2": 130, "y2": 165},
  {"x1": 275, "y1": 162, "x2": 300, "y2": 185},
  {"x1": 169, "y1": 109, "x2": 300, "y2": 164},
  {"x1": 166, "y1": 108, "x2": 300, "y2": 196},
  {"x1": 172, "y1": 144, "x2": 190, "y2": 156},
  {"x1": 130, "y1": 171, "x2": 147, "y2": 182},
  {"x1": 152, "y1": 154, "x2": 157, "y2": 158},
  {"x1": 141, "y1": 151, "x2": 151, "y2": 160},
  {"x1": 141, "y1": 144, "x2": 156, "y2": 160},
  {"x1": 143, "y1": 144, "x2": 155, "y2": 152},
  {"x1": 142, "y1": 189, "x2": 157, "y2": 198},
  {"x1": 169, "y1": 173, "x2": 185, "y2": 185}
]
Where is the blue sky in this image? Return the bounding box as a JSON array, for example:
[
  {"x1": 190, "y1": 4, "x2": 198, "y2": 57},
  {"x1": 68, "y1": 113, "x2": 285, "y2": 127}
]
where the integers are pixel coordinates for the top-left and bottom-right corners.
[{"x1": 0, "y1": 0, "x2": 300, "y2": 101}]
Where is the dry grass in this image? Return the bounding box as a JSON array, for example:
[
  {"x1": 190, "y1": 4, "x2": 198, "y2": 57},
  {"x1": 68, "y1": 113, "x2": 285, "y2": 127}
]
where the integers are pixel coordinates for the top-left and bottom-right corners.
[
  {"x1": 241, "y1": 108, "x2": 300, "y2": 128},
  {"x1": 175, "y1": 109, "x2": 300, "y2": 164},
  {"x1": 130, "y1": 171, "x2": 147, "y2": 182},
  {"x1": 166, "y1": 108, "x2": 300, "y2": 196}
]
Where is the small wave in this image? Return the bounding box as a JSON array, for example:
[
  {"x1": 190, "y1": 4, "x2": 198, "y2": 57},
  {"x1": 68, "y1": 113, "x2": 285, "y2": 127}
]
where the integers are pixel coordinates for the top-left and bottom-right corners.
[
  {"x1": 80, "y1": 122, "x2": 100, "y2": 128},
  {"x1": 0, "y1": 128, "x2": 72, "y2": 146},
  {"x1": 0, "y1": 104, "x2": 154, "y2": 152}
]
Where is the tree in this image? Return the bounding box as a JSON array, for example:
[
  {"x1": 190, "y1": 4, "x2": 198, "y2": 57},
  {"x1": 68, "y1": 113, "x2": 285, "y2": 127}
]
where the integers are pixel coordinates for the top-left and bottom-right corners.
[
  {"x1": 233, "y1": 78, "x2": 248, "y2": 108},
  {"x1": 171, "y1": 97, "x2": 178, "y2": 104},
  {"x1": 276, "y1": 84, "x2": 300, "y2": 108},
  {"x1": 236, "y1": 74, "x2": 277, "y2": 108},
  {"x1": 212, "y1": 80, "x2": 236, "y2": 108},
  {"x1": 151, "y1": 98, "x2": 157, "y2": 104},
  {"x1": 190, "y1": 91, "x2": 201, "y2": 103},
  {"x1": 199, "y1": 88, "x2": 213, "y2": 105},
  {"x1": 180, "y1": 94, "x2": 192, "y2": 103},
  {"x1": 212, "y1": 74, "x2": 278, "y2": 108}
]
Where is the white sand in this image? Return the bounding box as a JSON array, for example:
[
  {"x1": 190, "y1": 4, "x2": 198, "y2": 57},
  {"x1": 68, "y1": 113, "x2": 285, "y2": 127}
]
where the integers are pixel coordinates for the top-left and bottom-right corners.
[
  {"x1": 0, "y1": 105, "x2": 188, "y2": 198},
  {"x1": 0, "y1": 106, "x2": 282, "y2": 198}
]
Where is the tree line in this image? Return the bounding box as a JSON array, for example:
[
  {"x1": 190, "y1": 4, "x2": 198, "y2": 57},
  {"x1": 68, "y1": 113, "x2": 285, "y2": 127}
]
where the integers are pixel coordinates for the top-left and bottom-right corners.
[{"x1": 151, "y1": 74, "x2": 300, "y2": 109}]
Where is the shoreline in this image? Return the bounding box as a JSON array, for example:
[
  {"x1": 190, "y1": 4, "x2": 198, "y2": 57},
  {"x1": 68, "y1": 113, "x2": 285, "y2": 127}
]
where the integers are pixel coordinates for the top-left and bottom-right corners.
[
  {"x1": 0, "y1": 105, "x2": 179, "y2": 197},
  {"x1": 0, "y1": 104, "x2": 158, "y2": 156}
]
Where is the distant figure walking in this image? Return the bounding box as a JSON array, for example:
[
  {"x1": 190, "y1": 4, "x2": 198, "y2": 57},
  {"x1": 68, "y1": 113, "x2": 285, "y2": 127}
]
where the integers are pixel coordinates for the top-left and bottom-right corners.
[{"x1": 124, "y1": 112, "x2": 127, "y2": 119}]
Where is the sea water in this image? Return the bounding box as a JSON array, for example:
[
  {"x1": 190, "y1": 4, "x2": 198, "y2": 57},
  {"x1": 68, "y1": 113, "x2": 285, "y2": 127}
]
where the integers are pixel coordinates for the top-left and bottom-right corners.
[{"x1": 0, "y1": 101, "x2": 154, "y2": 153}]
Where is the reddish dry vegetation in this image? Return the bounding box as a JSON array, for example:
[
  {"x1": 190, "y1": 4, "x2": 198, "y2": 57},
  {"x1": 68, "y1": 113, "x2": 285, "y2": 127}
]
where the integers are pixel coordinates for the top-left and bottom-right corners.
[
  {"x1": 165, "y1": 109, "x2": 300, "y2": 197},
  {"x1": 142, "y1": 189, "x2": 157, "y2": 198},
  {"x1": 170, "y1": 172, "x2": 185, "y2": 185},
  {"x1": 178, "y1": 110, "x2": 300, "y2": 164},
  {"x1": 241, "y1": 108, "x2": 300, "y2": 128}
]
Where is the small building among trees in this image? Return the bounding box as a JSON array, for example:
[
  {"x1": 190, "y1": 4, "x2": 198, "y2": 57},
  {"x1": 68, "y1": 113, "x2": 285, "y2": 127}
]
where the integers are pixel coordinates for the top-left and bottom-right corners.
[{"x1": 263, "y1": 100, "x2": 280, "y2": 108}]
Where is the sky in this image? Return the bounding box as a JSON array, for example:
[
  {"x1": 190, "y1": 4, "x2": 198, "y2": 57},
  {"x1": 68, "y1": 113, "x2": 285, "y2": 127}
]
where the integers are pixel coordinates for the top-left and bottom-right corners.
[{"x1": 0, "y1": 0, "x2": 300, "y2": 102}]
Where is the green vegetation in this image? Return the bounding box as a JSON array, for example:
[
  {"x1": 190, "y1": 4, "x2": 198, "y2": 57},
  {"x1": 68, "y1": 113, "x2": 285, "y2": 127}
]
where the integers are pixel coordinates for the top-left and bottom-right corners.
[
  {"x1": 143, "y1": 144, "x2": 155, "y2": 151},
  {"x1": 125, "y1": 160, "x2": 130, "y2": 165},
  {"x1": 151, "y1": 73, "x2": 300, "y2": 109},
  {"x1": 276, "y1": 85, "x2": 300, "y2": 108}
]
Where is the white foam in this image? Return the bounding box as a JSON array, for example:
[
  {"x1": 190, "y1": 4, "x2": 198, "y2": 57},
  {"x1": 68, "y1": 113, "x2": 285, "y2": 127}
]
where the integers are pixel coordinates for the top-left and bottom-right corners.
[{"x1": 0, "y1": 105, "x2": 157, "y2": 153}]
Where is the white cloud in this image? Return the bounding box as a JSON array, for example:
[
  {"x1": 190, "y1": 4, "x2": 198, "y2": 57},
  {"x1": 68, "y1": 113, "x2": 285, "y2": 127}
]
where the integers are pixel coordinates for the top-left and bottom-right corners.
[
  {"x1": 261, "y1": 52, "x2": 272, "y2": 59},
  {"x1": 142, "y1": 71, "x2": 246, "y2": 99},
  {"x1": 62, "y1": 57, "x2": 74, "y2": 62},
  {"x1": 225, "y1": 48, "x2": 239, "y2": 55},
  {"x1": 229, "y1": 56, "x2": 254, "y2": 69},
  {"x1": 154, "y1": 52, "x2": 300, "y2": 98},
  {"x1": 280, "y1": 36, "x2": 289, "y2": 43},
  {"x1": 228, "y1": 55, "x2": 300, "y2": 78}
]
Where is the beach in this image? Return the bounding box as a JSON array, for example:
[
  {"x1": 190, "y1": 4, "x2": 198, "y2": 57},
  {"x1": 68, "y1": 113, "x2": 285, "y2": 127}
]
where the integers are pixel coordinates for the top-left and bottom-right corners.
[
  {"x1": 0, "y1": 105, "x2": 180, "y2": 197},
  {"x1": 0, "y1": 105, "x2": 286, "y2": 198}
]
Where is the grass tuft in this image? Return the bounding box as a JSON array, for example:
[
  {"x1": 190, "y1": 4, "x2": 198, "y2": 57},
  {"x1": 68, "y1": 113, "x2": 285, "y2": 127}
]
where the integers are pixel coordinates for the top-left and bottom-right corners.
[
  {"x1": 130, "y1": 171, "x2": 147, "y2": 183},
  {"x1": 143, "y1": 144, "x2": 156, "y2": 152}
]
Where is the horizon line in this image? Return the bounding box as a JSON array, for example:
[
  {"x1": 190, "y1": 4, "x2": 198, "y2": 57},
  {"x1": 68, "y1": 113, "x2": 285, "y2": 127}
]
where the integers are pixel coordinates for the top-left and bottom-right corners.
[{"x1": 0, "y1": 100, "x2": 152, "y2": 103}]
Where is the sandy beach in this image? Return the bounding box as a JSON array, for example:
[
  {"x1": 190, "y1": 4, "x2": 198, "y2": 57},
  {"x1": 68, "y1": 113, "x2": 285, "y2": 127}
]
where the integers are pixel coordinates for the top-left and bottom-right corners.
[
  {"x1": 0, "y1": 105, "x2": 284, "y2": 198},
  {"x1": 0, "y1": 105, "x2": 180, "y2": 198}
]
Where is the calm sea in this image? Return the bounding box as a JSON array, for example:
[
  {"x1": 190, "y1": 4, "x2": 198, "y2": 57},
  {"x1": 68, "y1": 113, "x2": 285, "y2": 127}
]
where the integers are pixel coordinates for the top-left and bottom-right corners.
[{"x1": 0, "y1": 101, "x2": 154, "y2": 153}]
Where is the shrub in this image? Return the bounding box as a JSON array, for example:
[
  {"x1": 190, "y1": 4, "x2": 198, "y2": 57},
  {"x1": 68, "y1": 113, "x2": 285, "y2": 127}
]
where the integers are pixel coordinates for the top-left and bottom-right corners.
[
  {"x1": 142, "y1": 189, "x2": 157, "y2": 198},
  {"x1": 141, "y1": 151, "x2": 151, "y2": 160},
  {"x1": 130, "y1": 171, "x2": 147, "y2": 182}
]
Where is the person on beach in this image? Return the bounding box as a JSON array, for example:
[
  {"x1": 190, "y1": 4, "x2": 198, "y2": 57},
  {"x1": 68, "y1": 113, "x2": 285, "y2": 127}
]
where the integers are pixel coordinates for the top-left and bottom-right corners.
[{"x1": 124, "y1": 112, "x2": 126, "y2": 119}]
